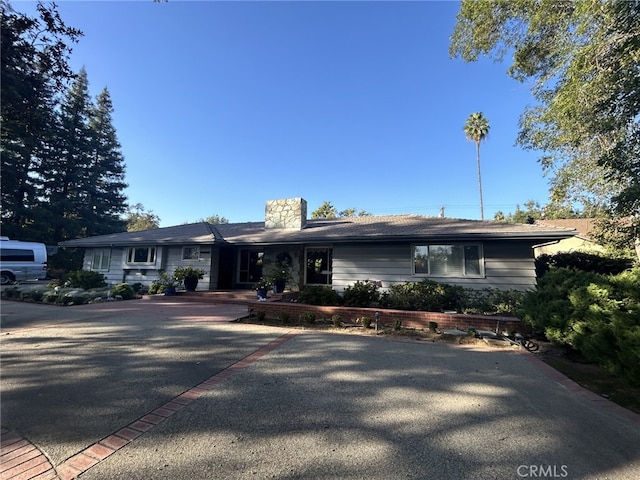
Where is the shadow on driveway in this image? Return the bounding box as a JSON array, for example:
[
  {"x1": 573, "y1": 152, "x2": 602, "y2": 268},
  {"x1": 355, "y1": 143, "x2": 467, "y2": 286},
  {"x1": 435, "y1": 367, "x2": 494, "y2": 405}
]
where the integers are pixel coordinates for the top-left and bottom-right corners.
[{"x1": 1, "y1": 300, "x2": 639, "y2": 479}]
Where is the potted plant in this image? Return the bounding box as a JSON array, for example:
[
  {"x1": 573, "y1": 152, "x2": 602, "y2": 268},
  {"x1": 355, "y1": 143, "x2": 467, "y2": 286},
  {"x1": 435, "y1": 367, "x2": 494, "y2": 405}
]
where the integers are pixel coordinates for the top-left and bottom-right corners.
[
  {"x1": 152, "y1": 272, "x2": 180, "y2": 295},
  {"x1": 253, "y1": 278, "x2": 271, "y2": 301},
  {"x1": 263, "y1": 261, "x2": 291, "y2": 293},
  {"x1": 173, "y1": 266, "x2": 205, "y2": 292}
]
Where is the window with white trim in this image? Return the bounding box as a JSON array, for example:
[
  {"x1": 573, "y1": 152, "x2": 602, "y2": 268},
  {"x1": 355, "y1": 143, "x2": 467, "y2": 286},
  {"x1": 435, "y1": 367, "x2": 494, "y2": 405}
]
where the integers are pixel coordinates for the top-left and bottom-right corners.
[
  {"x1": 91, "y1": 249, "x2": 111, "y2": 271},
  {"x1": 413, "y1": 244, "x2": 483, "y2": 277},
  {"x1": 126, "y1": 246, "x2": 157, "y2": 265}
]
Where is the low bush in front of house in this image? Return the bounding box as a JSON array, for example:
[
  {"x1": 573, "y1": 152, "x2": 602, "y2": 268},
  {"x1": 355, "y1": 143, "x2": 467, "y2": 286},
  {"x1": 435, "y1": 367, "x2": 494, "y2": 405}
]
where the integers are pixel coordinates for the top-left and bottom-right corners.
[
  {"x1": 112, "y1": 282, "x2": 135, "y2": 300},
  {"x1": 0, "y1": 281, "x2": 141, "y2": 306},
  {"x1": 63, "y1": 270, "x2": 107, "y2": 289},
  {"x1": 342, "y1": 280, "x2": 381, "y2": 307},
  {"x1": 459, "y1": 287, "x2": 525, "y2": 315},
  {"x1": 297, "y1": 285, "x2": 344, "y2": 306},
  {"x1": 380, "y1": 279, "x2": 466, "y2": 313},
  {"x1": 297, "y1": 279, "x2": 525, "y2": 315}
]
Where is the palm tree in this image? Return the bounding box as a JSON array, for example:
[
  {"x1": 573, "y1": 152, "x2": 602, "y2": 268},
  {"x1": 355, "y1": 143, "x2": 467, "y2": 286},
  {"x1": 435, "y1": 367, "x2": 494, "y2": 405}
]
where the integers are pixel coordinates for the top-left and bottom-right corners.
[{"x1": 464, "y1": 112, "x2": 490, "y2": 220}]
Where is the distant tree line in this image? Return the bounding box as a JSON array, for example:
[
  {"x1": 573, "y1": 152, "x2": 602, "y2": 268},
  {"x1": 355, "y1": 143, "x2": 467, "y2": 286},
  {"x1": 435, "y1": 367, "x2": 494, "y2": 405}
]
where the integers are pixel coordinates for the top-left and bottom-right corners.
[
  {"x1": 1, "y1": 1, "x2": 127, "y2": 244},
  {"x1": 311, "y1": 201, "x2": 371, "y2": 219}
]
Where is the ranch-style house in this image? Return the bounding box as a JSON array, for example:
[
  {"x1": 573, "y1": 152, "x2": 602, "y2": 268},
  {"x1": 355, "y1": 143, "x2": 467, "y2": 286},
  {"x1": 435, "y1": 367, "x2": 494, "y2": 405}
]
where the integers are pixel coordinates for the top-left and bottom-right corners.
[{"x1": 59, "y1": 198, "x2": 576, "y2": 292}]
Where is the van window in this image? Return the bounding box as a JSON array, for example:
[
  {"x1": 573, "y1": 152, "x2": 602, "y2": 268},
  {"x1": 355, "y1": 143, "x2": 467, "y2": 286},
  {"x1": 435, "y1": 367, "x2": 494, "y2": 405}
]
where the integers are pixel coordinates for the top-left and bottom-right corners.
[{"x1": 1, "y1": 249, "x2": 35, "y2": 262}]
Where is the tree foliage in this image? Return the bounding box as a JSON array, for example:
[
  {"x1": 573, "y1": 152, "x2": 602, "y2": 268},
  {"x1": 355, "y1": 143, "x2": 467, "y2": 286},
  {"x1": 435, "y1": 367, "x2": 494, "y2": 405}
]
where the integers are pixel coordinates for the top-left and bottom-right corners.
[
  {"x1": 126, "y1": 203, "x2": 160, "y2": 231},
  {"x1": 463, "y1": 112, "x2": 490, "y2": 220},
  {"x1": 1, "y1": 0, "x2": 82, "y2": 241},
  {"x1": 1, "y1": 2, "x2": 127, "y2": 243},
  {"x1": 451, "y1": 0, "x2": 640, "y2": 253},
  {"x1": 194, "y1": 214, "x2": 229, "y2": 224},
  {"x1": 311, "y1": 201, "x2": 371, "y2": 219},
  {"x1": 494, "y1": 199, "x2": 584, "y2": 224}
]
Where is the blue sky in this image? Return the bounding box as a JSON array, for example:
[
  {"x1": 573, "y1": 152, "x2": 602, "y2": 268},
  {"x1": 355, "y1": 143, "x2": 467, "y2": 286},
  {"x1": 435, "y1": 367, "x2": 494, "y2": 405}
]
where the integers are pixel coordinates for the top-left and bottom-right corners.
[{"x1": 14, "y1": 0, "x2": 549, "y2": 227}]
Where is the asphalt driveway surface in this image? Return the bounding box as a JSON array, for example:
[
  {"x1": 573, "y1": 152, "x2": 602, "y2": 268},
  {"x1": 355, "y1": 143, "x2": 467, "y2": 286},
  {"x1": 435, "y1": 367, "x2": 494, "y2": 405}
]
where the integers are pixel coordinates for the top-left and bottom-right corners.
[{"x1": 1, "y1": 299, "x2": 639, "y2": 480}]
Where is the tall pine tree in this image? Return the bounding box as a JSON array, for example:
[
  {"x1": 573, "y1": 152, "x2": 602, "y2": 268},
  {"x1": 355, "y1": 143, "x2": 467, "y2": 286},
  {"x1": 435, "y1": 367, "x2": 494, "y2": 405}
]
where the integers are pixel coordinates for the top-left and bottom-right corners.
[
  {"x1": 39, "y1": 68, "x2": 95, "y2": 241},
  {"x1": 86, "y1": 88, "x2": 128, "y2": 236},
  {"x1": 38, "y1": 68, "x2": 128, "y2": 240},
  {"x1": 0, "y1": 1, "x2": 82, "y2": 241}
]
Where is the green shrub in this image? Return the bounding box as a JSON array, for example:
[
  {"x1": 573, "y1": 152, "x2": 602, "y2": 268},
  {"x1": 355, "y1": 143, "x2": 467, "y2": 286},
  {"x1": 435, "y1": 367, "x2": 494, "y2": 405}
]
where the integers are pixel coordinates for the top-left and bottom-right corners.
[
  {"x1": 392, "y1": 319, "x2": 402, "y2": 331},
  {"x1": 112, "y1": 283, "x2": 135, "y2": 300},
  {"x1": 48, "y1": 247, "x2": 84, "y2": 276},
  {"x1": 70, "y1": 295, "x2": 87, "y2": 305},
  {"x1": 535, "y1": 252, "x2": 633, "y2": 278},
  {"x1": 461, "y1": 288, "x2": 524, "y2": 315},
  {"x1": 255, "y1": 310, "x2": 266, "y2": 322},
  {"x1": 360, "y1": 316, "x2": 372, "y2": 329},
  {"x1": 131, "y1": 282, "x2": 143, "y2": 293},
  {"x1": 297, "y1": 286, "x2": 343, "y2": 306},
  {"x1": 278, "y1": 311, "x2": 290, "y2": 324},
  {"x1": 148, "y1": 281, "x2": 163, "y2": 294},
  {"x1": 30, "y1": 290, "x2": 44, "y2": 302},
  {"x1": 64, "y1": 270, "x2": 106, "y2": 289},
  {"x1": 342, "y1": 280, "x2": 381, "y2": 307},
  {"x1": 148, "y1": 272, "x2": 178, "y2": 294},
  {"x1": 173, "y1": 266, "x2": 205, "y2": 281},
  {"x1": 303, "y1": 311, "x2": 316, "y2": 324},
  {"x1": 57, "y1": 289, "x2": 89, "y2": 305},
  {"x1": 44, "y1": 293, "x2": 60, "y2": 303},
  {"x1": 518, "y1": 268, "x2": 603, "y2": 338},
  {"x1": 518, "y1": 267, "x2": 640, "y2": 385},
  {"x1": 380, "y1": 279, "x2": 464, "y2": 312},
  {"x1": 331, "y1": 314, "x2": 342, "y2": 327},
  {"x1": 3, "y1": 287, "x2": 20, "y2": 299}
]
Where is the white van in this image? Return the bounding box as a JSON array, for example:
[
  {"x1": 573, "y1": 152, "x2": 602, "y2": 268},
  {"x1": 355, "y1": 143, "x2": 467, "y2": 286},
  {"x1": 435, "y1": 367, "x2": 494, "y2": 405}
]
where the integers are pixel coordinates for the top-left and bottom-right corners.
[{"x1": 0, "y1": 237, "x2": 48, "y2": 285}]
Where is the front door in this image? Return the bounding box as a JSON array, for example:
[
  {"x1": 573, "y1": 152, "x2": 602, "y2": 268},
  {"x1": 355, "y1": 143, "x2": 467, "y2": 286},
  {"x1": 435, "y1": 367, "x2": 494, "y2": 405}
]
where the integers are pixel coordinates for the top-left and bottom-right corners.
[
  {"x1": 238, "y1": 249, "x2": 264, "y2": 286},
  {"x1": 217, "y1": 247, "x2": 234, "y2": 289}
]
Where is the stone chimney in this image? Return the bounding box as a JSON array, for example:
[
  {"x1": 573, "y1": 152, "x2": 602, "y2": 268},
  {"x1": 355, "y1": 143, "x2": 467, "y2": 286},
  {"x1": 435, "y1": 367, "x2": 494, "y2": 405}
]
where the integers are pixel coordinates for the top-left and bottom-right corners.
[{"x1": 265, "y1": 198, "x2": 307, "y2": 230}]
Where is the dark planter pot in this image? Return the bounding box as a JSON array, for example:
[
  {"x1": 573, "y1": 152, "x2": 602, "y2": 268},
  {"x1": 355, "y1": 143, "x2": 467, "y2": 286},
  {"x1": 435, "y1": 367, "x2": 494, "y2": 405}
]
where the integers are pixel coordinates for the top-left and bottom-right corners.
[
  {"x1": 183, "y1": 277, "x2": 198, "y2": 292},
  {"x1": 273, "y1": 279, "x2": 286, "y2": 293},
  {"x1": 163, "y1": 287, "x2": 176, "y2": 296},
  {"x1": 256, "y1": 288, "x2": 268, "y2": 300}
]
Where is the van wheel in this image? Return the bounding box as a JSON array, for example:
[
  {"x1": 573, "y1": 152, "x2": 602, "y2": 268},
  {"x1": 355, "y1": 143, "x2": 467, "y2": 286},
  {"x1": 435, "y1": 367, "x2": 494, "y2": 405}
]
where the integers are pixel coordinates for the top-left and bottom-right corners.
[{"x1": 1, "y1": 272, "x2": 15, "y2": 285}]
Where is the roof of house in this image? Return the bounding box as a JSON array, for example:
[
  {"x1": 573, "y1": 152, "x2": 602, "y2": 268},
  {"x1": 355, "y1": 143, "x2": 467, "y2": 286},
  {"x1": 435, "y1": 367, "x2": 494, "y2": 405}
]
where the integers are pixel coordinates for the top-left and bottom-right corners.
[
  {"x1": 59, "y1": 214, "x2": 576, "y2": 248},
  {"x1": 535, "y1": 218, "x2": 597, "y2": 241}
]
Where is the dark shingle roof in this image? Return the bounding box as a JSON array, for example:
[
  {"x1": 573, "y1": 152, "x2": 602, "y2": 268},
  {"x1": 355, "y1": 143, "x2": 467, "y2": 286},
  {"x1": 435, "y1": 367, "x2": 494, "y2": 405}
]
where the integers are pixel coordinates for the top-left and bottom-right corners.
[
  {"x1": 59, "y1": 215, "x2": 576, "y2": 247},
  {"x1": 59, "y1": 222, "x2": 219, "y2": 247},
  {"x1": 535, "y1": 218, "x2": 597, "y2": 241}
]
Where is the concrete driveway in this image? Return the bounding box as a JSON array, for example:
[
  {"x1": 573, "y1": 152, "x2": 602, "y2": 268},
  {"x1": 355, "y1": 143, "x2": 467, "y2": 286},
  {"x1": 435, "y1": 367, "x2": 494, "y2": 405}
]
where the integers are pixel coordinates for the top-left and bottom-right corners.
[{"x1": 1, "y1": 299, "x2": 639, "y2": 480}]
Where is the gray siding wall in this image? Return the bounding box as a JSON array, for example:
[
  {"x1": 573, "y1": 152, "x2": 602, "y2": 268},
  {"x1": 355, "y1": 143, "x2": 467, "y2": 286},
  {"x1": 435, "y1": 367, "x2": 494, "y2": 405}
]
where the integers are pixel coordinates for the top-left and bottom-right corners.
[
  {"x1": 331, "y1": 241, "x2": 536, "y2": 292},
  {"x1": 164, "y1": 245, "x2": 214, "y2": 291},
  {"x1": 82, "y1": 245, "x2": 215, "y2": 290}
]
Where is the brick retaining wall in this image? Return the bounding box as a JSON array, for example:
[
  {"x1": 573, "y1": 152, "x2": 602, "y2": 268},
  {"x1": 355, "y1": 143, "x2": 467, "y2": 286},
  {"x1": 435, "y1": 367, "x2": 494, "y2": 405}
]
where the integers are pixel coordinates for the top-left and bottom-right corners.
[{"x1": 248, "y1": 302, "x2": 525, "y2": 333}]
